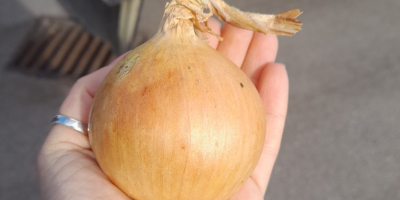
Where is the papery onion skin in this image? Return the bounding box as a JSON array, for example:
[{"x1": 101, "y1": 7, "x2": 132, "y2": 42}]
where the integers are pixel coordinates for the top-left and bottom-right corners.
[
  {"x1": 89, "y1": 0, "x2": 301, "y2": 199},
  {"x1": 89, "y1": 29, "x2": 266, "y2": 200}
]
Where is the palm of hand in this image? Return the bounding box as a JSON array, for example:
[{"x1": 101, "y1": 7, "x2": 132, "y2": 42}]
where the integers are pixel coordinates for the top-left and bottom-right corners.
[{"x1": 38, "y1": 19, "x2": 288, "y2": 200}]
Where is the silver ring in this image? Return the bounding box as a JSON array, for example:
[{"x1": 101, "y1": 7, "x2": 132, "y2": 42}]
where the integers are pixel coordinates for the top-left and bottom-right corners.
[{"x1": 51, "y1": 115, "x2": 88, "y2": 134}]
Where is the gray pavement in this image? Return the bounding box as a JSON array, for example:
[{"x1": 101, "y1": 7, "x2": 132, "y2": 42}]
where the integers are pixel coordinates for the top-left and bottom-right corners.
[{"x1": 1, "y1": 0, "x2": 399, "y2": 199}]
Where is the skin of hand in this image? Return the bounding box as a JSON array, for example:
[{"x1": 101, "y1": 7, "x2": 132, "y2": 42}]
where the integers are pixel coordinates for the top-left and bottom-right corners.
[{"x1": 37, "y1": 18, "x2": 288, "y2": 200}]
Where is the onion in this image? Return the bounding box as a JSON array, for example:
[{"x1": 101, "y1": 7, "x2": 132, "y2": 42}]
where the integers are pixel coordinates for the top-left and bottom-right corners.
[{"x1": 89, "y1": 0, "x2": 301, "y2": 199}]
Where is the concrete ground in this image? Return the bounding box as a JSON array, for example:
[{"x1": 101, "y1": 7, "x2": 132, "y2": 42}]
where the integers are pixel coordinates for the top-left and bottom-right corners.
[{"x1": 1, "y1": 0, "x2": 399, "y2": 199}]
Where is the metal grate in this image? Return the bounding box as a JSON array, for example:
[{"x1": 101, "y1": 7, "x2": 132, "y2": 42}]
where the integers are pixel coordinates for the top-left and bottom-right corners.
[{"x1": 11, "y1": 16, "x2": 117, "y2": 78}]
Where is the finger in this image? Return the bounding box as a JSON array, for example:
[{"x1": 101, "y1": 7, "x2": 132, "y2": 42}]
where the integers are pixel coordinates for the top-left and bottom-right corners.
[
  {"x1": 230, "y1": 178, "x2": 264, "y2": 200},
  {"x1": 251, "y1": 63, "x2": 288, "y2": 194},
  {"x1": 203, "y1": 18, "x2": 221, "y2": 49},
  {"x1": 217, "y1": 23, "x2": 253, "y2": 67},
  {"x1": 59, "y1": 53, "x2": 128, "y2": 123},
  {"x1": 241, "y1": 33, "x2": 278, "y2": 85}
]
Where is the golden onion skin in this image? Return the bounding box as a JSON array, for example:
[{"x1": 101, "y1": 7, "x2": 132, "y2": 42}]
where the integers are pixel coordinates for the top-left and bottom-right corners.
[
  {"x1": 89, "y1": 20, "x2": 266, "y2": 200},
  {"x1": 89, "y1": 0, "x2": 304, "y2": 197}
]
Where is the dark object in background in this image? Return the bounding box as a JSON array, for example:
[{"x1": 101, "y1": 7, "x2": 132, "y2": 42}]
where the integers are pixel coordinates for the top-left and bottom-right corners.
[
  {"x1": 57, "y1": 0, "x2": 121, "y2": 53},
  {"x1": 11, "y1": 16, "x2": 116, "y2": 78},
  {"x1": 57, "y1": 0, "x2": 145, "y2": 54},
  {"x1": 102, "y1": 0, "x2": 126, "y2": 6},
  {"x1": 117, "y1": 0, "x2": 143, "y2": 53}
]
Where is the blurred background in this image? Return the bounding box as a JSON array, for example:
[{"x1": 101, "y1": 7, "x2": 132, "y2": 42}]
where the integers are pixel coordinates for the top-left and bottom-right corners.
[{"x1": 0, "y1": 0, "x2": 399, "y2": 199}]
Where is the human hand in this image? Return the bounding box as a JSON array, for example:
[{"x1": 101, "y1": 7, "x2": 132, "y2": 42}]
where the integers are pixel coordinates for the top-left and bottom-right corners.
[
  {"x1": 207, "y1": 20, "x2": 288, "y2": 200},
  {"x1": 37, "y1": 18, "x2": 288, "y2": 200}
]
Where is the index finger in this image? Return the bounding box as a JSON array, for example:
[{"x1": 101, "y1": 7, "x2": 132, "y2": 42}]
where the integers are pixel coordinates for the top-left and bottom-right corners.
[{"x1": 203, "y1": 18, "x2": 222, "y2": 49}]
